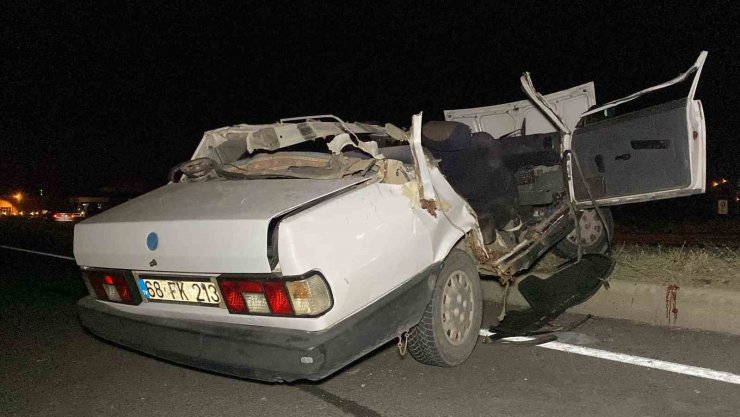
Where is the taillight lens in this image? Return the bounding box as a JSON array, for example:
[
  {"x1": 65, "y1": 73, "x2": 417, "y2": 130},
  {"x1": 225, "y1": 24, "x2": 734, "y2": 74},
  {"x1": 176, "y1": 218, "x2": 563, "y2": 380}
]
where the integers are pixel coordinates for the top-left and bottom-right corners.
[
  {"x1": 217, "y1": 272, "x2": 331, "y2": 317},
  {"x1": 81, "y1": 270, "x2": 140, "y2": 305},
  {"x1": 263, "y1": 281, "x2": 292, "y2": 315},
  {"x1": 285, "y1": 275, "x2": 332, "y2": 316},
  {"x1": 240, "y1": 280, "x2": 270, "y2": 314},
  {"x1": 82, "y1": 272, "x2": 107, "y2": 300},
  {"x1": 219, "y1": 280, "x2": 247, "y2": 313}
]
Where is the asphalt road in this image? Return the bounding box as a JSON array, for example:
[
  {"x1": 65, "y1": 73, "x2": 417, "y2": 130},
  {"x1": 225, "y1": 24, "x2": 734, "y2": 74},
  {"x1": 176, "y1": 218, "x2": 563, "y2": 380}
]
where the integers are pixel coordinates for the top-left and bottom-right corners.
[{"x1": 2, "y1": 250, "x2": 740, "y2": 417}]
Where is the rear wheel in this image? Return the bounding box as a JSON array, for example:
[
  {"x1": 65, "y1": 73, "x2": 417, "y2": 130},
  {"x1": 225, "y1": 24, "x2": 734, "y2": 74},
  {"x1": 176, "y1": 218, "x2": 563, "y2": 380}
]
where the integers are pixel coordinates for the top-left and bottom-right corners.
[
  {"x1": 554, "y1": 208, "x2": 613, "y2": 258},
  {"x1": 408, "y1": 249, "x2": 482, "y2": 367}
]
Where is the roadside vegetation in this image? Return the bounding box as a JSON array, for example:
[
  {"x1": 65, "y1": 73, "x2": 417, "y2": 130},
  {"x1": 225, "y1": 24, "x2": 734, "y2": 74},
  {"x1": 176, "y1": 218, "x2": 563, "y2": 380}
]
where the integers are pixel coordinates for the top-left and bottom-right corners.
[
  {"x1": 534, "y1": 242, "x2": 740, "y2": 291},
  {"x1": 611, "y1": 243, "x2": 740, "y2": 290}
]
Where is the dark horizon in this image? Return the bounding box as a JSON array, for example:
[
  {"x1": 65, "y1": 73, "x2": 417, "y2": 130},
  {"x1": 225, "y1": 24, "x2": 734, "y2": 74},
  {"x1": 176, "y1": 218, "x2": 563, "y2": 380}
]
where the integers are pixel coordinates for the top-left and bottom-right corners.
[{"x1": 3, "y1": 1, "x2": 739, "y2": 198}]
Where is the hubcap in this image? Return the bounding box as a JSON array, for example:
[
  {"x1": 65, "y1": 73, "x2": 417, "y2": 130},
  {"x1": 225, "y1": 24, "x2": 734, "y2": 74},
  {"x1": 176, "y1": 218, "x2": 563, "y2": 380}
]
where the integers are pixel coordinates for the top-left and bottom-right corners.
[
  {"x1": 566, "y1": 209, "x2": 604, "y2": 246},
  {"x1": 441, "y1": 270, "x2": 475, "y2": 346}
]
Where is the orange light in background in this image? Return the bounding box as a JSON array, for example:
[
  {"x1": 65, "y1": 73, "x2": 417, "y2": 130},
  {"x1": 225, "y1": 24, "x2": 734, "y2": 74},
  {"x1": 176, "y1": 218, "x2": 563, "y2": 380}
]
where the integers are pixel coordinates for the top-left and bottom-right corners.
[{"x1": 13, "y1": 192, "x2": 23, "y2": 202}]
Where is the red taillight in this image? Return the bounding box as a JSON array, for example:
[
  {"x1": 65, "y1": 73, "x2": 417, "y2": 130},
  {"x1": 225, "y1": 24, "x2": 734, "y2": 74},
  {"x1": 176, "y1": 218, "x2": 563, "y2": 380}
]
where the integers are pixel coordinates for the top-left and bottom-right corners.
[
  {"x1": 53, "y1": 213, "x2": 63, "y2": 219},
  {"x1": 263, "y1": 281, "x2": 292, "y2": 315},
  {"x1": 217, "y1": 279, "x2": 294, "y2": 316},
  {"x1": 219, "y1": 280, "x2": 247, "y2": 313},
  {"x1": 86, "y1": 273, "x2": 108, "y2": 300},
  {"x1": 111, "y1": 275, "x2": 133, "y2": 303},
  {"x1": 82, "y1": 271, "x2": 137, "y2": 304},
  {"x1": 239, "y1": 280, "x2": 262, "y2": 293}
]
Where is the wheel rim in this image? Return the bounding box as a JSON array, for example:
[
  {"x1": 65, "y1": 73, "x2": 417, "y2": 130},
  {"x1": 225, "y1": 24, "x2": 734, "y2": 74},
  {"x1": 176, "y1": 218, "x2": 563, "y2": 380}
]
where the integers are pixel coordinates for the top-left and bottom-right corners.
[
  {"x1": 441, "y1": 270, "x2": 475, "y2": 346},
  {"x1": 566, "y1": 209, "x2": 604, "y2": 247}
]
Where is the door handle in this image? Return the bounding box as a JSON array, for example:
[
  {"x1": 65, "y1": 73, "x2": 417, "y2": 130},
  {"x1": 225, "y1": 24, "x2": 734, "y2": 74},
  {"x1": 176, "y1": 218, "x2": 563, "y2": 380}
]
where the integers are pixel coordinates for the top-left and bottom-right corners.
[{"x1": 615, "y1": 153, "x2": 631, "y2": 161}]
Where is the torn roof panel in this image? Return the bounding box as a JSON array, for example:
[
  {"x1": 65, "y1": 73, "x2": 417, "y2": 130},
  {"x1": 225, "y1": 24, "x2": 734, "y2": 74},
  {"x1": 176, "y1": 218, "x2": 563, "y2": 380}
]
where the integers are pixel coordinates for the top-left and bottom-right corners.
[{"x1": 192, "y1": 121, "x2": 388, "y2": 161}]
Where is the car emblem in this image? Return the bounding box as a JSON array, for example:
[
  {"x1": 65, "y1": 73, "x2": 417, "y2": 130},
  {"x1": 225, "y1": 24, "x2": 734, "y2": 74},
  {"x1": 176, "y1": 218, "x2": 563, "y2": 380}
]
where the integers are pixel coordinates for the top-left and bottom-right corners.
[
  {"x1": 149, "y1": 259, "x2": 158, "y2": 267},
  {"x1": 146, "y1": 232, "x2": 158, "y2": 251}
]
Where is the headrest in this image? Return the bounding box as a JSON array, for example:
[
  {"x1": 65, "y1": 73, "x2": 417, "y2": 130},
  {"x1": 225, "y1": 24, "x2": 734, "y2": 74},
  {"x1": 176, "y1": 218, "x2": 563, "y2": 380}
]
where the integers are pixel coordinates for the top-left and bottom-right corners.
[{"x1": 421, "y1": 121, "x2": 472, "y2": 152}]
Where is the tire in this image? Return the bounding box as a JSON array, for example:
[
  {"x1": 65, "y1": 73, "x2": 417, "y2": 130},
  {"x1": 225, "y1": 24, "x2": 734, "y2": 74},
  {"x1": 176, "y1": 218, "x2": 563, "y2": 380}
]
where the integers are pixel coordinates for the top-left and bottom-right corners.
[
  {"x1": 553, "y1": 208, "x2": 613, "y2": 259},
  {"x1": 408, "y1": 249, "x2": 482, "y2": 367}
]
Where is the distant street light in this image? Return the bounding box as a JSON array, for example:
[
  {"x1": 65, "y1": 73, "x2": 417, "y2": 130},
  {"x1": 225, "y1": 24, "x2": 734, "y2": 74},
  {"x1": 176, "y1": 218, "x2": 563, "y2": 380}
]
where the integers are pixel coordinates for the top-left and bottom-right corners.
[{"x1": 13, "y1": 192, "x2": 23, "y2": 214}]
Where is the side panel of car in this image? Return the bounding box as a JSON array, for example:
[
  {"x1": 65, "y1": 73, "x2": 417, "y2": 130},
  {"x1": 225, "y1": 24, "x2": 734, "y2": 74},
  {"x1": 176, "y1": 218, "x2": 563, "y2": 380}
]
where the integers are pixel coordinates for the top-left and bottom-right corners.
[{"x1": 278, "y1": 166, "x2": 476, "y2": 329}]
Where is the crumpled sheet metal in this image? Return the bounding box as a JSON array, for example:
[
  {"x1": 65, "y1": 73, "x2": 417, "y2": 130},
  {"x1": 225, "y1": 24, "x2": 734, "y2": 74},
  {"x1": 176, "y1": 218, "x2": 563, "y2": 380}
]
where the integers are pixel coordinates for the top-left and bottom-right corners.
[
  {"x1": 408, "y1": 112, "x2": 438, "y2": 216},
  {"x1": 250, "y1": 122, "x2": 385, "y2": 153},
  {"x1": 378, "y1": 159, "x2": 413, "y2": 185},
  {"x1": 219, "y1": 152, "x2": 377, "y2": 180},
  {"x1": 327, "y1": 133, "x2": 381, "y2": 158},
  {"x1": 192, "y1": 121, "x2": 387, "y2": 161}
]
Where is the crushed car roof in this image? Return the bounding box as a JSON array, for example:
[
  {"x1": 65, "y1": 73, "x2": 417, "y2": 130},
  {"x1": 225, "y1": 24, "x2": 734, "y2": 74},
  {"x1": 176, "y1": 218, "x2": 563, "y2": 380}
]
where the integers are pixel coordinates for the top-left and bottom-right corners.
[{"x1": 193, "y1": 119, "x2": 388, "y2": 161}]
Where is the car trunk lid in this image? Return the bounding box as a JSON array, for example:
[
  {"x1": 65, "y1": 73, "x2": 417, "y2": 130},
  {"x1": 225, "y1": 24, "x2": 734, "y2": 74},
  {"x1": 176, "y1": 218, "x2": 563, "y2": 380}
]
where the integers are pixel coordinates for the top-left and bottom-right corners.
[{"x1": 74, "y1": 177, "x2": 369, "y2": 273}]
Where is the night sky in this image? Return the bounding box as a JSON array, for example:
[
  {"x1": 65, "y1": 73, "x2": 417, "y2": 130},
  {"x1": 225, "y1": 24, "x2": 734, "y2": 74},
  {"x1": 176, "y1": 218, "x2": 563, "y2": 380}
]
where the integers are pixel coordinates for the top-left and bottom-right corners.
[{"x1": 3, "y1": 1, "x2": 739, "y2": 198}]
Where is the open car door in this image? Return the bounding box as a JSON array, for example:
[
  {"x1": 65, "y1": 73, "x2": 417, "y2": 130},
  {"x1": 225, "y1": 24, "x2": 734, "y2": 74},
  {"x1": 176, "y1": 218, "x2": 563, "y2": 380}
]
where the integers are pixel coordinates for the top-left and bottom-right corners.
[{"x1": 568, "y1": 52, "x2": 708, "y2": 207}]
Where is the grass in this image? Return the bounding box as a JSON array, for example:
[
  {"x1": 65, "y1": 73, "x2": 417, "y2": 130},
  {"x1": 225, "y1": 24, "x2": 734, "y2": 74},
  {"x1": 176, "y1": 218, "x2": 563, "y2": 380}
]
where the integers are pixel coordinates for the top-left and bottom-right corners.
[
  {"x1": 610, "y1": 243, "x2": 740, "y2": 290},
  {"x1": 531, "y1": 243, "x2": 740, "y2": 290}
]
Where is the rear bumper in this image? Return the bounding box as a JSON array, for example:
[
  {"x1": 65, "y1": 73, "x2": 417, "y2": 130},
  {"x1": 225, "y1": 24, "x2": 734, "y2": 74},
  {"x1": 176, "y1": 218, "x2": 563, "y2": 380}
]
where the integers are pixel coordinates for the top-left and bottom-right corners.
[{"x1": 77, "y1": 262, "x2": 441, "y2": 382}]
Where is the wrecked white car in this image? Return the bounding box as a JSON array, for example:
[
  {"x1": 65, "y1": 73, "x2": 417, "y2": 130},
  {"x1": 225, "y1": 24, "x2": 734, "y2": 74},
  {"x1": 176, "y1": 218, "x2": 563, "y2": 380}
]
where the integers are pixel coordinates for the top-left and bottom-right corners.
[{"x1": 74, "y1": 52, "x2": 707, "y2": 382}]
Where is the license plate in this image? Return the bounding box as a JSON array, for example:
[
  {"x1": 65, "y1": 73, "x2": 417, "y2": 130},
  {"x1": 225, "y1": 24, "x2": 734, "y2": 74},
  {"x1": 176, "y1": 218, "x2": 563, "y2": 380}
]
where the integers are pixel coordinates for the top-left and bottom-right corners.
[{"x1": 138, "y1": 277, "x2": 221, "y2": 305}]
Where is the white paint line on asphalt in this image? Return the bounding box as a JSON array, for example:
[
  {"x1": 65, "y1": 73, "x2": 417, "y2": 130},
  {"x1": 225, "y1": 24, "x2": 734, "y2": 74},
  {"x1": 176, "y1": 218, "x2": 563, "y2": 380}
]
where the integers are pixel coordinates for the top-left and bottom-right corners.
[
  {"x1": 479, "y1": 329, "x2": 740, "y2": 385},
  {"x1": 0, "y1": 245, "x2": 75, "y2": 261},
  {"x1": 538, "y1": 341, "x2": 740, "y2": 385}
]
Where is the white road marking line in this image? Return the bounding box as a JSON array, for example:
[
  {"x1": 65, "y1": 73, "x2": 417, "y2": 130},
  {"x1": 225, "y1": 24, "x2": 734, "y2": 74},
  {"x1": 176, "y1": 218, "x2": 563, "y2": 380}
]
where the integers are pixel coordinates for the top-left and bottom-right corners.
[
  {"x1": 0, "y1": 245, "x2": 76, "y2": 261},
  {"x1": 538, "y1": 341, "x2": 740, "y2": 385},
  {"x1": 479, "y1": 329, "x2": 496, "y2": 338},
  {"x1": 479, "y1": 329, "x2": 740, "y2": 385}
]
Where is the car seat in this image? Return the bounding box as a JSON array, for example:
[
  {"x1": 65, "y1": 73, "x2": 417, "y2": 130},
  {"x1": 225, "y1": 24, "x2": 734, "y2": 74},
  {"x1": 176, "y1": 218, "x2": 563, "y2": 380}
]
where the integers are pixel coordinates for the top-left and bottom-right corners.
[{"x1": 421, "y1": 121, "x2": 519, "y2": 243}]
